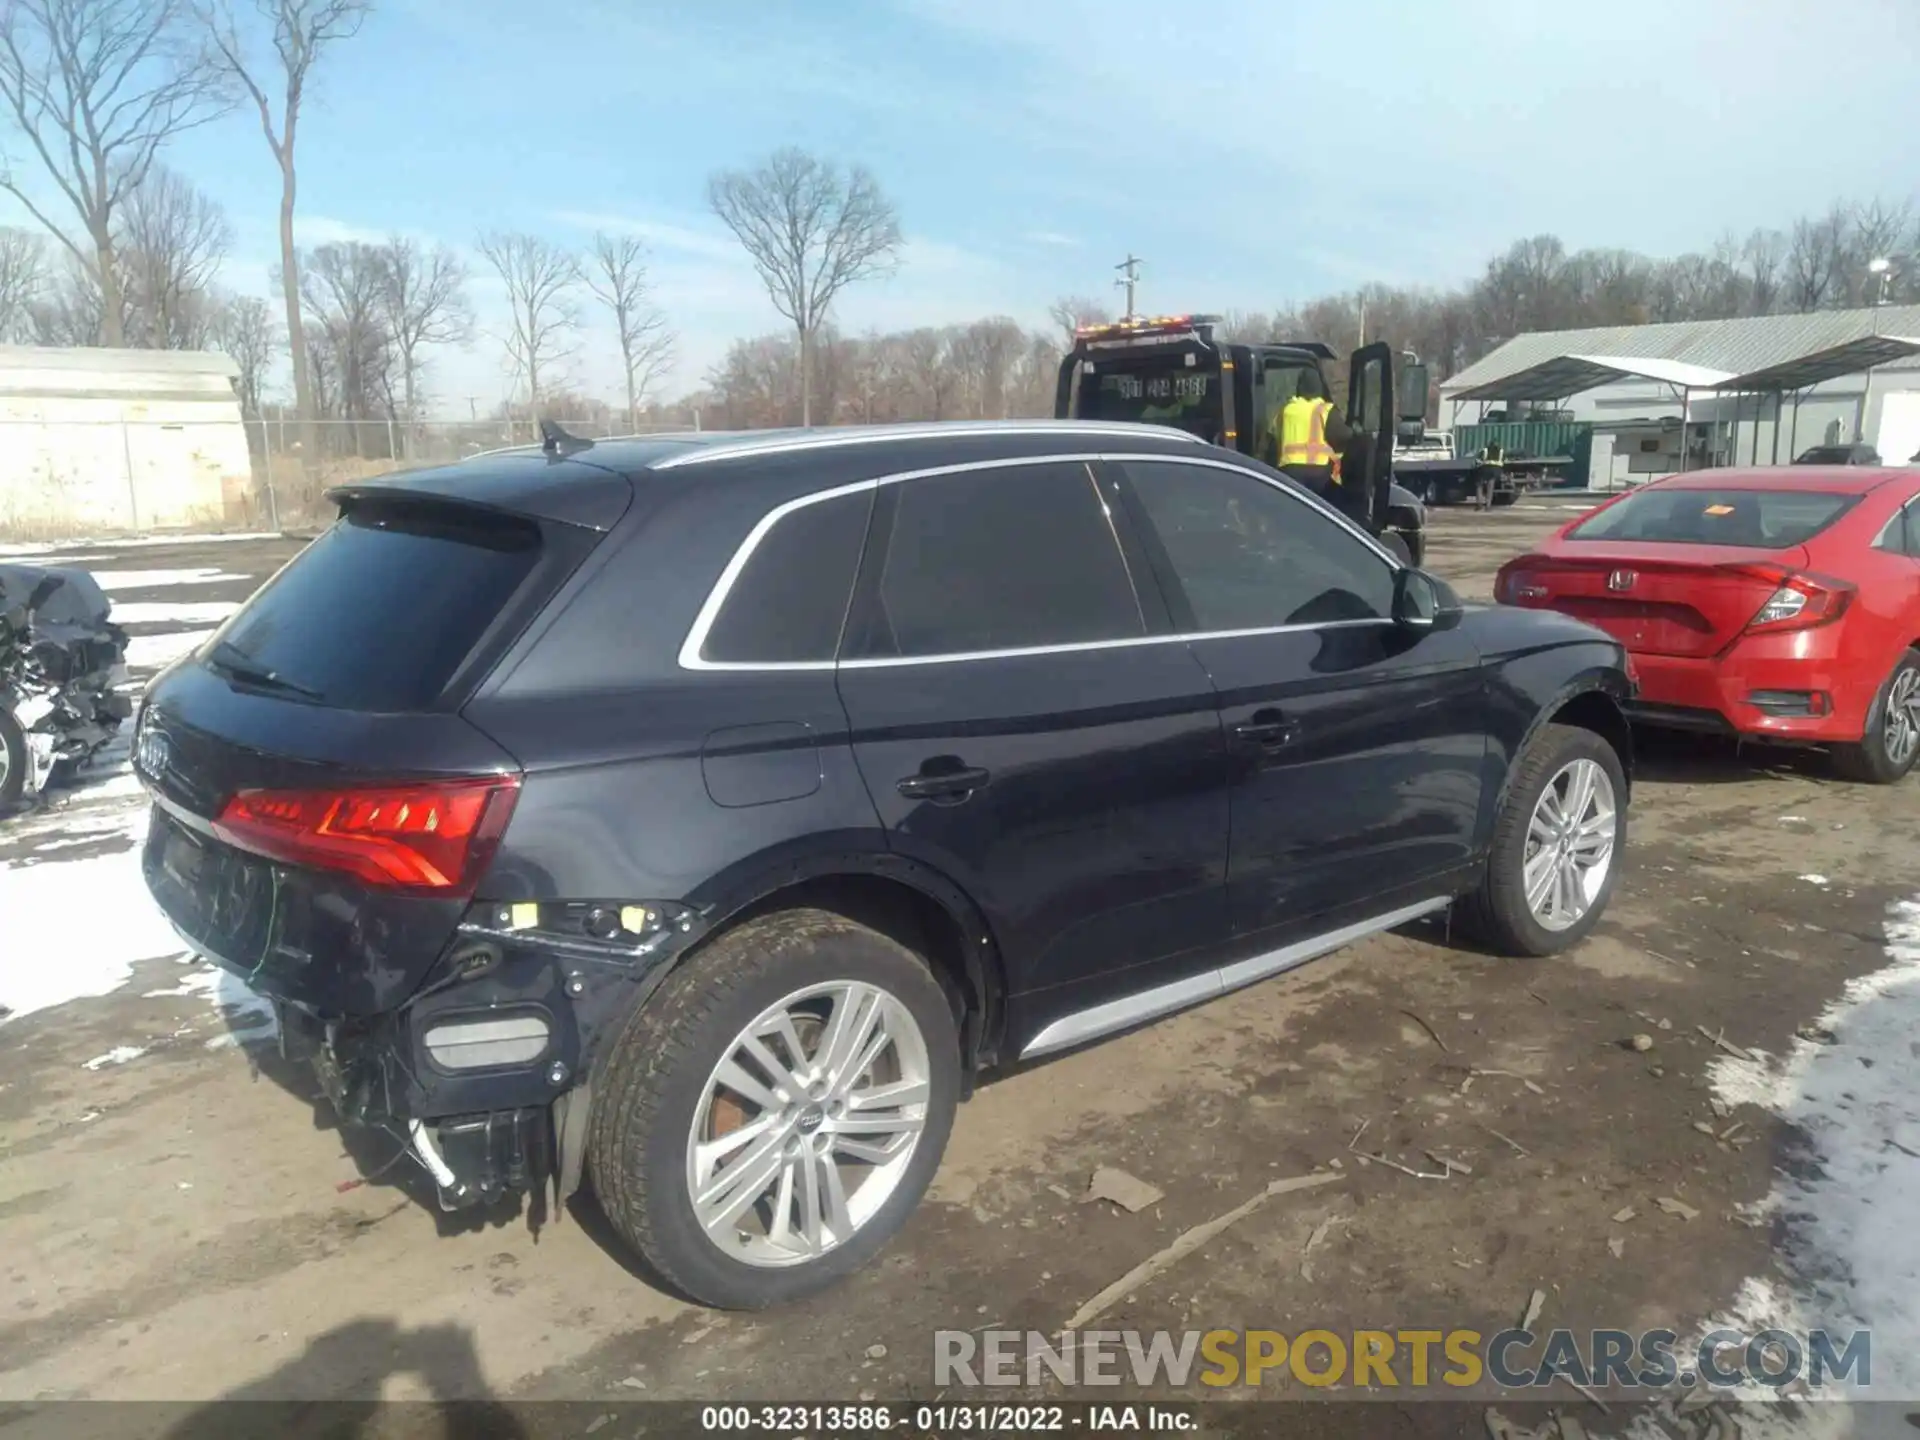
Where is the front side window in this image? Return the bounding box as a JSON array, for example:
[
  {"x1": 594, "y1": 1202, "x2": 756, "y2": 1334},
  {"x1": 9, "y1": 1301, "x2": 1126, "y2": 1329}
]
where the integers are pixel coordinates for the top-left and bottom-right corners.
[
  {"x1": 1120, "y1": 460, "x2": 1394, "y2": 630},
  {"x1": 701, "y1": 488, "x2": 871, "y2": 663},
  {"x1": 849, "y1": 461, "x2": 1144, "y2": 659}
]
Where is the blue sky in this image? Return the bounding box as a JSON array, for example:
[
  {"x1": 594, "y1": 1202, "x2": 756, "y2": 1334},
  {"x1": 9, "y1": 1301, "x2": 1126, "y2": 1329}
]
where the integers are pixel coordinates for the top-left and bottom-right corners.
[{"x1": 10, "y1": 0, "x2": 1920, "y2": 408}]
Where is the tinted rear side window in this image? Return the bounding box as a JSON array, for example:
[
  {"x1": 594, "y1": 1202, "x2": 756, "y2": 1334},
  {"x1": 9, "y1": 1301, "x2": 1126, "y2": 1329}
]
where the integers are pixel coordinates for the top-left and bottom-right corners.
[
  {"x1": 701, "y1": 489, "x2": 871, "y2": 663},
  {"x1": 1569, "y1": 488, "x2": 1856, "y2": 548},
  {"x1": 215, "y1": 503, "x2": 543, "y2": 710},
  {"x1": 848, "y1": 461, "x2": 1144, "y2": 658}
]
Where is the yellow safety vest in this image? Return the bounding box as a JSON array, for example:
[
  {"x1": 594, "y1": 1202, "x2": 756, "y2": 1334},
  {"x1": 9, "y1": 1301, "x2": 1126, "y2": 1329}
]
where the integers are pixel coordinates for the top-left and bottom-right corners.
[{"x1": 1278, "y1": 397, "x2": 1336, "y2": 469}]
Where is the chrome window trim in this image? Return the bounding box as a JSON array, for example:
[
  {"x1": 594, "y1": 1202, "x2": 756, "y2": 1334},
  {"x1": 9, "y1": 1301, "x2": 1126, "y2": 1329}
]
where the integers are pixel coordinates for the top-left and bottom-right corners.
[
  {"x1": 679, "y1": 450, "x2": 1403, "y2": 673},
  {"x1": 652, "y1": 421, "x2": 1208, "y2": 471}
]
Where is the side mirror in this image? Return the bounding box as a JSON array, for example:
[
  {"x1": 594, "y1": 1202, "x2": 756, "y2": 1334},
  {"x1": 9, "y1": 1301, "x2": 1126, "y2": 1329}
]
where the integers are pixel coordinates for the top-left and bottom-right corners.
[{"x1": 1393, "y1": 568, "x2": 1464, "y2": 633}]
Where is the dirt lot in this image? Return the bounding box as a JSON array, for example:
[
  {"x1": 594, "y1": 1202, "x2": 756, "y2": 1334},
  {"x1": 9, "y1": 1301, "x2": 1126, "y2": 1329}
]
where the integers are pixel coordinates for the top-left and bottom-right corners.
[{"x1": 1, "y1": 504, "x2": 1915, "y2": 1434}]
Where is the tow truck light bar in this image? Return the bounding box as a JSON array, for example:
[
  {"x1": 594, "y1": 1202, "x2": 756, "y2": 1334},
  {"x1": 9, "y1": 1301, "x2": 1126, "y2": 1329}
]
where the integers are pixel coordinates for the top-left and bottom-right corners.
[{"x1": 1074, "y1": 313, "x2": 1223, "y2": 342}]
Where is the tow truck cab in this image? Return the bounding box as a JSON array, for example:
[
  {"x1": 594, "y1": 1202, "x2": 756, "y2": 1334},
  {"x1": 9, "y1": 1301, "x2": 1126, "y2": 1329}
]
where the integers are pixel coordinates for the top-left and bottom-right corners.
[{"x1": 1054, "y1": 315, "x2": 1428, "y2": 564}]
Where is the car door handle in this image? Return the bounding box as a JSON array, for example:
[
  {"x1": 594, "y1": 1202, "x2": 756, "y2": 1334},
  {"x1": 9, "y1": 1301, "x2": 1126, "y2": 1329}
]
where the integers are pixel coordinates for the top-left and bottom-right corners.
[
  {"x1": 1233, "y1": 710, "x2": 1299, "y2": 747},
  {"x1": 896, "y1": 765, "x2": 992, "y2": 802}
]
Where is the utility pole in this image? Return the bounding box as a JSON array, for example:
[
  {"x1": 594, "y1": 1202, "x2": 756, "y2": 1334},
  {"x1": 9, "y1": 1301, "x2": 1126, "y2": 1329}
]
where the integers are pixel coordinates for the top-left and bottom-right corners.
[{"x1": 1115, "y1": 254, "x2": 1143, "y2": 319}]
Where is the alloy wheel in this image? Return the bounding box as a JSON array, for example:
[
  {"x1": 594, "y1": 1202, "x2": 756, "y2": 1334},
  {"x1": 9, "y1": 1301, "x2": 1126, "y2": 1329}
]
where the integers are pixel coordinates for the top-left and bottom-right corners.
[
  {"x1": 686, "y1": 980, "x2": 931, "y2": 1268},
  {"x1": 1522, "y1": 758, "x2": 1617, "y2": 932},
  {"x1": 1883, "y1": 667, "x2": 1920, "y2": 770}
]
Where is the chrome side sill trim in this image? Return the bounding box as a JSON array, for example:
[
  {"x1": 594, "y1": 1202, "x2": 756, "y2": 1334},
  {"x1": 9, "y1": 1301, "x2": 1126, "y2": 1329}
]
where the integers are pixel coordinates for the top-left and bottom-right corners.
[{"x1": 1017, "y1": 896, "x2": 1451, "y2": 1061}]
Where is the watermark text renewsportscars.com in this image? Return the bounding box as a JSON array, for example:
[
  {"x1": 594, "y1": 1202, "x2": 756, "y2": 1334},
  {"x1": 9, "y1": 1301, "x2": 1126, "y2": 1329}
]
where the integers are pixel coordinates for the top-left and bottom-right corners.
[{"x1": 935, "y1": 1327, "x2": 1871, "y2": 1392}]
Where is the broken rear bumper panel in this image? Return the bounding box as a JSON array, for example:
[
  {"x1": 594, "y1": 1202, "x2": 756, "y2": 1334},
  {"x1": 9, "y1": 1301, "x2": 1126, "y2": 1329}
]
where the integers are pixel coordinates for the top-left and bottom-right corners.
[{"x1": 265, "y1": 904, "x2": 702, "y2": 1211}]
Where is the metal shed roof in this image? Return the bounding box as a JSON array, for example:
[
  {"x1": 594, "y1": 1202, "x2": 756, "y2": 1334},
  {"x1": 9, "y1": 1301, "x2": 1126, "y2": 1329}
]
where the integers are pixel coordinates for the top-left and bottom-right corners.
[
  {"x1": 1708, "y1": 335, "x2": 1920, "y2": 393},
  {"x1": 1442, "y1": 304, "x2": 1920, "y2": 397},
  {"x1": 0, "y1": 345, "x2": 239, "y2": 378},
  {"x1": 1447, "y1": 354, "x2": 1733, "y2": 402},
  {"x1": 0, "y1": 345, "x2": 241, "y2": 404}
]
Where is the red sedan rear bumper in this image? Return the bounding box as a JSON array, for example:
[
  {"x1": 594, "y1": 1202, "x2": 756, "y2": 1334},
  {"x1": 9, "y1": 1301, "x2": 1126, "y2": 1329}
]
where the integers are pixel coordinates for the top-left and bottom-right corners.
[{"x1": 1624, "y1": 626, "x2": 1873, "y2": 742}]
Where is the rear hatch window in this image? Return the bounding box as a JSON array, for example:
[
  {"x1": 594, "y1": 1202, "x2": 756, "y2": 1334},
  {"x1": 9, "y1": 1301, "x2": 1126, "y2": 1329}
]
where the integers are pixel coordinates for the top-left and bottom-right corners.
[
  {"x1": 1568, "y1": 488, "x2": 1855, "y2": 548},
  {"x1": 209, "y1": 501, "x2": 548, "y2": 710}
]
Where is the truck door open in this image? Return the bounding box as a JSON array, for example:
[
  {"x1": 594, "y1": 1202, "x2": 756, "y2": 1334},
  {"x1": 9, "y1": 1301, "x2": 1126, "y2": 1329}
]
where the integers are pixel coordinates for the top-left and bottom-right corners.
[{"x1": 1345, "y1": 342, "x2": 1395, "y2": 536}]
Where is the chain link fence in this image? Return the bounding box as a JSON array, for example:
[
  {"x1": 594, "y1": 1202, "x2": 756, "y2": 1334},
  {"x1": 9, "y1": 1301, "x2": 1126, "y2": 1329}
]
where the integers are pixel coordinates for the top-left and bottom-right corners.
[{"x1": 0, "y1": 414, "x2": 699, "y2": 542}]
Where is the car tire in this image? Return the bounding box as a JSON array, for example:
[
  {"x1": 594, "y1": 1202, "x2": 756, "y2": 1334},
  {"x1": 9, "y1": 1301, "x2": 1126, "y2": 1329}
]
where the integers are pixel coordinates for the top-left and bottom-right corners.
[
  {"x1": 0, "y1": 707, "x2": 26, "y2": 808},
  {"x1": 1457, "y1": 722, "x2": 1627, "y2": 957},
  {"x1": 1830, "y1": 648, "x2": 1920, "y2": 784},
  {"x1": 1491, "y1": 489, "x2": 1518, "y2": 508},
  {"x1": 587, "y1": 907, "x2": 961, "y2": 1310}
]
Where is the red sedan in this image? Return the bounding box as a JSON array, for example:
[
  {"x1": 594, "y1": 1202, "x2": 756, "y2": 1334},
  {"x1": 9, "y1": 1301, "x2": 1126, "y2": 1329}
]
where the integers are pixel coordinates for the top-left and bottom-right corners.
[{"x1": 1495, "y1": 468, "x2": 1920, "y2": 783}]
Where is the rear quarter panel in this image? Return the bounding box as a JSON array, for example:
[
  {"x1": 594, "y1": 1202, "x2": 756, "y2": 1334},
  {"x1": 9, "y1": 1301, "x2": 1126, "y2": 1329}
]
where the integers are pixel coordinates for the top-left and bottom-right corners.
[
  {"x1": 1462, "y1": 603, "x2": 1633, "y2": 851},
  {"x1": 463, "y1": 465, "x2": 889, "y2": 912}
]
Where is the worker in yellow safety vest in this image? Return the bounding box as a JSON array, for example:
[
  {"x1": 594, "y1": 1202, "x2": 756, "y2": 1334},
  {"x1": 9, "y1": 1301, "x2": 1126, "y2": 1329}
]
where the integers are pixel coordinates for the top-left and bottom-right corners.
[{"x1": 1267, "y1": 369, "x2": 1355, "y2": 500}]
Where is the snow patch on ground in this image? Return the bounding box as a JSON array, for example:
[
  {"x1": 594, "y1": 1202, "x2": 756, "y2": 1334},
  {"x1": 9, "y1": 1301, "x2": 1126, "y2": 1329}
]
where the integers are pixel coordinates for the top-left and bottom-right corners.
[
  {"x1": 0, "y1": 809, "x2": 191, "y2": 1022},
  {"x1": 110, "y1": 600, "x2": 241, "y2": 626},
  {"x1": 83, "y1": 1045, "x2": 149, "y2": 1070},
  {"x1": 1799, "y1": 874, "x2": 1831, "y2": 886},
  {"x1": 1701, "y1": 898, "x2": 1920, "y2": 1400},
  {"x1": 93, "y1": 569, "x2": 249, "y2": 592},
  {"x1": 125, "y1": 628, "x2": 215, "y2": 671}
]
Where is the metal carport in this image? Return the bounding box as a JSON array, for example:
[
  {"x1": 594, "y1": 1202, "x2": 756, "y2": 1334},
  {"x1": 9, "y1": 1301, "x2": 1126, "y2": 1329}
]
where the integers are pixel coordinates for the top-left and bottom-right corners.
[
  {"x1": 1706, "y1": 335, "x2": 1920, "y2": 464},
  {"x1": 1447, "y1": 356, "x2": 1735, "y2": 472}
]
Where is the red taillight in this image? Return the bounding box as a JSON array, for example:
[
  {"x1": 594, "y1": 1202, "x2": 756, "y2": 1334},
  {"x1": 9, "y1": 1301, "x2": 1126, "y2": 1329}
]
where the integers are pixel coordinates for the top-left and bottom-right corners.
[
  {"x1": 1739, "y1": 569, "x2": 1855, "y2": 635},
  {"x1": 214, "y1": 775, "x2": 520, "y2": 891},
  {"x1": 1496, "y1": 556, "x2": 1551, "y2": 604}
]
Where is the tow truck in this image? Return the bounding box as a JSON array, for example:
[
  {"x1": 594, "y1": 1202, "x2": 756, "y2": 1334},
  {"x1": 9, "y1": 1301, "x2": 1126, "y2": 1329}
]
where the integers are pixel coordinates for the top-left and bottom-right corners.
[{"x1": 1054, "y1": 314, "x2": 1427, "y2": 563}]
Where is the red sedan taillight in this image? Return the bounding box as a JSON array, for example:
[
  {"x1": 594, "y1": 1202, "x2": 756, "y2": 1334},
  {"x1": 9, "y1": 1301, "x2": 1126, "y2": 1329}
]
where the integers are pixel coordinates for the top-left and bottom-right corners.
[
  {"x1": 1736, "y1": 568, "x2": 1855, "y2": 636},
  {"x1": 213, "y1": 775, "x2": 521, "y2": 891}
]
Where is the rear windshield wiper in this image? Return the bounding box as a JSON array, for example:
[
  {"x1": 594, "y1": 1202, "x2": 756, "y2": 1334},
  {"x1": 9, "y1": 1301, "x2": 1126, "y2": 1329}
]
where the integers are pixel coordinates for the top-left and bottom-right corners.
[{"x1": 205, "y1": 639, "x2": 324, "y2": 701}]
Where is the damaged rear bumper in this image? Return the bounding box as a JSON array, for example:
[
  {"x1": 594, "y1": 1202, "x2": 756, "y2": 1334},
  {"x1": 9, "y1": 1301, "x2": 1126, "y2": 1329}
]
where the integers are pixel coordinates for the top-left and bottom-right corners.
[{"x1": 238, "y1": 902, "x2": 703, "y2": 1212}]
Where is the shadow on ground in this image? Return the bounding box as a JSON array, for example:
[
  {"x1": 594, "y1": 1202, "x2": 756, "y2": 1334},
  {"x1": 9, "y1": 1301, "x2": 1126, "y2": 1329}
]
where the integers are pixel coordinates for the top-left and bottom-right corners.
[{"x1": 149, "y1": 1319, "x2": 527, "y2": 1440}]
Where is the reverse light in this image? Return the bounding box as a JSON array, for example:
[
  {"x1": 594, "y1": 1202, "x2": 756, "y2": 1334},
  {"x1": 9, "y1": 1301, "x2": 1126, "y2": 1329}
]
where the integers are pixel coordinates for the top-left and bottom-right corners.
[
  {"x1": 1742, "y1": 570, "x2": 1854, "y2": 635},
  {"x1": 214, "y1": 775, "x2": 520, "y2": 891}
]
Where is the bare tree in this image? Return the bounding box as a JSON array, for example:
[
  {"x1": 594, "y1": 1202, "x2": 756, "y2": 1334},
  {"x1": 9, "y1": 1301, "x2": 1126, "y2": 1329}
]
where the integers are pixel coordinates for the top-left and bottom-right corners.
[
  {"x1": 375, "y1": 236, "x2": 469, "y2": 437},
  {"x1": 707, "y1": 147, "x2": 902, "y2": 426},
  {"x1": 585, "y1": 232, "x2": 675, "y2": 431},
  {"x1": 301, "y1": 239, "x2": 390, "y2": 429},
  {"x1": 203, "y1": 0, "x2": 371, "y2": 446},
  {"x1": 0, "y1": 0, "x2": 228, "y2": 345},
  {"x1": 0, "y1": 226, "x2": 46, "y2": 340},
  {"x1": 1048, "y1": 295, "x2": 1110, "y2": 345},
  {"x1": 1742, "y1": 229, "x2": 1787, "y2": 316},
  {"x1": 27, "y1": 257, "x2": 107, "y2": 345},
  {"x1": 1843, "y1": 198, "x2": 1914, "y2": 306},
  {"x1": 118, "y1": 163, "x2": 231, "y2": 346},
  {"x1": 1785, "y1": 204, "x2": 1850, "y2": 312},
  {"x1": 211, "y1": 292, "x2": 279, "y2": 414},
  {"x1": 476, "y1": 231, "x2": 579, "y2": 411}
]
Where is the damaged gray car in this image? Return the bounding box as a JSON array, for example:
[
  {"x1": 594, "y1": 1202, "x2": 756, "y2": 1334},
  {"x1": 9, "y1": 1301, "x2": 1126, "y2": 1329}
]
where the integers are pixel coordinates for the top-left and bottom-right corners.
[{"x1": 0, "y1": 563, "x2": 134, "y2": 809}]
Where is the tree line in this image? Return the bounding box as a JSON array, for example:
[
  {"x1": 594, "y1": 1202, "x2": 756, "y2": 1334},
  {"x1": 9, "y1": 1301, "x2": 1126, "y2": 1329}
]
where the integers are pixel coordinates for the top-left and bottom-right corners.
[
  {"x1": 688, "y1": 200, "x2": 1920, "y2": 431},
  {"x1": 0, "y1": 0, "x2": 1914, "y2": 448}
]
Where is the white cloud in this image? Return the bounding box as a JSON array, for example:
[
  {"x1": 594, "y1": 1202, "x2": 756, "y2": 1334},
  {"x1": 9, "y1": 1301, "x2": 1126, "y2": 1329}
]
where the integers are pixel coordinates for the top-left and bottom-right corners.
[
  {"x1": 1023, "y1": 231, "x2": 1079, "y2": 248},
  {"x1": 550, "y1": 211, "x2": 742, "y2": 263},
  {"x1": 299, "y1": 215, "x2": 392, "y2": 247}
]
